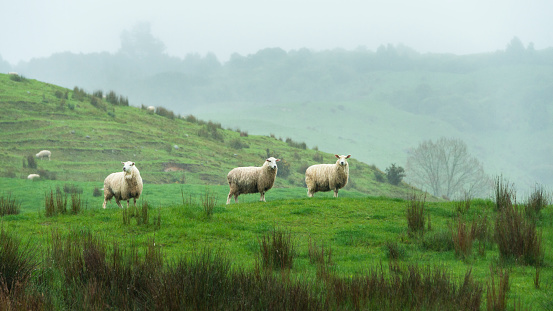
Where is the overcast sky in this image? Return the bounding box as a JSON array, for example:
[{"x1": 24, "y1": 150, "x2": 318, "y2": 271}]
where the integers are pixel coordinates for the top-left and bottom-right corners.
[{"x1": 2, "y1": 0, "x2": 552, "y2": 65}]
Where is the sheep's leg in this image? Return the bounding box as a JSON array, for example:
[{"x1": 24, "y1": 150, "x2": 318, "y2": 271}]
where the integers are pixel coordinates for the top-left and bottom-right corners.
[
  {"x1": 115, "y1": 199, "x2": 123, "y2": 208},
  {"x1": 226, "y1": 192, "x2": 232, "y2": 205},
  {"x1": 334, "y1": 189, "x2": 339, "y2": 198},
  {"x1": 307, "y1": 189, "x2": 314, "y2": 197},
  {"x1": 102, "y1": 200, "x2": 107, "y2": 209},
  {"x1": 260, "y1": 192, "x2": 265, "y2": 202},
  {"x1": 234, "y1": 194, "x2": 238, "y2": 203}
]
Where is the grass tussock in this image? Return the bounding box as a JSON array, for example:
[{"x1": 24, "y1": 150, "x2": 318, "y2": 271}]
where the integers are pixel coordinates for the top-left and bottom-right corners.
[
  {"x1": 406, "y1": 194, "x2": 426, "y2": 236},
  {"x1": 0, "y1": 193, "x2": 21, "y2": 216},
  {"x1": 44, "y1": 187, "x2": 67, "y2": 217},
  {"x1": 525, "y1": 184, "x2": 548, "y2": 220},
  {"x1": 259, "y1": 228, "x2": 295, "y2": 270},
  {"x1": 486, "y1": 266, "x2": 510, "y2": 311}
]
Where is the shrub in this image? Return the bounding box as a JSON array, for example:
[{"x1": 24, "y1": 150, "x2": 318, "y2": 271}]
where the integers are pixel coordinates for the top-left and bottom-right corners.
[
  {"x1": 90, "y1": 96, "x2": 107, "y2": 111},
  {"x1": 185, "y1": 114, "x2": 198, "y2": 123},
  {"x1": 63, "y1": 183, "x2": 83, "y2": 194},
  {"x1": 72, "y1": 86, "x2": 87, "y2": 101},
  {"x1": 54, "y1": 90, "x2": 64, "y2": 98},
  {"x1": 156, "y1": 106, "x2": 175, "y2": 119},
  {"x1": 26, "y1": 155, "x2": 37, "y2": 169},
  {"x1": 386, "y1": 163, "x2": 405, "y2": 185},
  {"x1": 277, "y1": 159, "x2": 291, "y2": 178},
  {"x1": 406, "y1": 194, "x2": 426, "y2": 236},
  {"x1": 286, "y1": 137, "x2": 307, "y2": 149},
  {"x1": 312, "y1": 152, "x2": 323, "y2": 162},
  {"x1": 374, "y1": 170, "x2": 386, "y2": 183},
  {"x1": 37, "y1": 169, "x2": 56, "y2": 180},
  {"x1": 228, "y1": 138, "x2": 249, "y2": 150},
  {"x1": 259, "y1": 228, "x2": 295, "y2": 270},
  {"x1": 92, "y1": 187, "x2": 102, "y2": 197},
  {"x1": 9, "y1": 74, "x2": 26, "y2": 82},
  {"x1": 93, "y1": 90, "x2": 103, "y2": 98}
]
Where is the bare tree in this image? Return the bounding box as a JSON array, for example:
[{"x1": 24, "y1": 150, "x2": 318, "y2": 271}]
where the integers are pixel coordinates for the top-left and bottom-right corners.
[{"x1": 405, "y1": 137, "x2": 491, "y2": 199}]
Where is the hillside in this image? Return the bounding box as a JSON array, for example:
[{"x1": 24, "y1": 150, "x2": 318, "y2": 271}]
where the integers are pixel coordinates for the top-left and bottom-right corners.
[{"x1": 0, "y1": 74, "x2": 420, "y2": 199}]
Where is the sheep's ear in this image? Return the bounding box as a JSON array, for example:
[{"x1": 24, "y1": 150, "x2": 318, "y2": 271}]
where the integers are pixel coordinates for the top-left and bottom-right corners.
[
  {"x1": 346, "y1": 155, "x2": 351, "y2": 159},
  {"x1": 266, "y1": 159, "x2": 270, "y2": 162},
  {"x1": 276, "y1": 159, "x2": 280, "y2": 162},
  {"x1": 335, "y1": 154, "x2": 339, "y2": 158},
  {"x1": 131, "y1": 162, "x2": 135, "y2": 166},
  {"x1": 121, "y1": 161, "x2": 125, "y2": 164}
]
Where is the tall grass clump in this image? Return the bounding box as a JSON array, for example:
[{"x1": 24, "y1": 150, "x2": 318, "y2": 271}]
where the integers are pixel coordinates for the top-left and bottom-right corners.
[
  {"x1": 525, "y1": 184, "x2": 548, "y2": 220},
  {"x1": 259, "y1": 229, "x2": 295, "y2": 270},
  {"x1": 486, "y1": 266, "x2": 509, "y2": 311},
  {"x1": 0, "y1": 193, "x2": 21, "y2": 216},
  {"x1": 406, "y1": 194, "x2": 426, "y2": 236},
  {"x1": 495, "y1": 176, "x2": 514, "y2": 211},
  {"x1": 451, "y1": 216, "x2": 474, "y2": 259},
  {"x1": 494, "y1": 184, "x2": 543, "y2": 265},
  {"x1": 325, "y1": 264, "x2": 483, "y2": 310},
  {"x1": 456, "y1": 192, "x2": 472, "y2": 214},
  {"x1": 308, "y1": 237, "x2": 333, "y2": 279},
  {"x1": 0, "y1": 227, "x2": 43, "y2": 309},
  {"x1": 69, "y1": 193, "x2": 84, "y2": 214},
  {"x1": 44, "y1": 187, "x2": 67, "y2": 217},
  {"x1": 201, "y1": 190, "x2": 217, "y2": 218}
]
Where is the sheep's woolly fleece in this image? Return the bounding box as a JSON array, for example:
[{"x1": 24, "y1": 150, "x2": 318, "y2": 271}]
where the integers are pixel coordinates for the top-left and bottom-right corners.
[
  {"x1": 103, "y1": 161, "x2": 143, "y2": 209},
  {"x1": 226, "y1": 157, "x2": 280, "y2": 204},
  {"x1": 305, "y1": 154, "x2": 351, "y2": 198}
]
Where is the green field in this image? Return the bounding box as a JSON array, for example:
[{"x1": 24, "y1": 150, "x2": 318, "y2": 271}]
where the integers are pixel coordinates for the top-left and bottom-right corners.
[{"x1": 1, "y1": 74, "x2": 552, "y2": 310}]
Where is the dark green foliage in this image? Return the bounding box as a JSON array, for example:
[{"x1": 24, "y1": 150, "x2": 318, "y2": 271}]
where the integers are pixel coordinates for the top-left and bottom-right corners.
[
  {"x1": 54, "y1": 90, "x2": 64, "y2": 99},
  {"x1": 92, "y1": 90, "x2": 103, "y2": 98},
  {"x1": 72, "y1": 86, "x2": 87, "y2": 101},
  {"x1": 406, "y1": 194, "x2": 426, "y2": 236},
  {"x1": 385, "y1": 163, "x2": 405, "y2": 185},
  {"x1": 37, "y1": 169, "x2": 56, "y2": 180},
  {"x1": 228, "y1": 138, "x2": 249, "y2": 150},
  {"x1": 421, "y1": 229, "x2": 454, "y2": 252},
  {"x1": 0, "y1": 193, "x2": 20, "y2": 216},
  {"x1": 198, "y1": 122, "x2": 224, "y2": 142},
  {"x1": 312, "y1": 152, "x2": 323, "y2": 162},
  {"x1": 155, "y1": 106, "x2": 175, "y2": 119},
  {"x1": 185, "y1": 114, "x2": 198, "y2": 123},
  {"x1": 385, "y1": 241, "x2": 407, "y2": 260},
  {"x1": 90, "y1": 96, "x2": 107, "y2": 111},
  {"x1": 63, "y1": 183, "x2": 83, "y2": 194},
  {"x1": 26, "y1": 155, "x2": 37, "y2": 169},
  {"x1": 258, "y1": 229, "x2": 295, "y2": 270},
  {"x1": 374, "y1": 170, "x2": 386, "y2": 183},
  {"x1": 9, "y1": 74, "x2": 26, "y2": 82},
  {"x1": 286, "y1": 137, "x2": 307, "y2": 149},
  {"x1": 92, "y1": 187, "x2": 102, "y2": 197},
  {"x1": 277, "y1": 159, "x2": 291, "y2": 178}
]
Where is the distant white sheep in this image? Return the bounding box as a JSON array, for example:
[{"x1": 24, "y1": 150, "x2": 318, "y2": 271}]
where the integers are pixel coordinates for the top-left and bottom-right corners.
[
  {"x1": 102, "y1": 161, "x2": 143, "y2": 209},
  {"x1": 305, "y1": 154, "x2": 351, "y2": 197},
  {"x1": 226, "y1": 157, "x2": 280, "y2": 204},
  {"x1": 147, "y1": 106, "x2": 155, "y2": 113},
  {"x1": 27, "y1": 174, "x2": 40, "y2": 180},
  {"x1": 36, "y1": 150, "x2": 51, "y2": 160},
  {"x1": 8, "y1": 72, "x2": 18, "y2": 75}
]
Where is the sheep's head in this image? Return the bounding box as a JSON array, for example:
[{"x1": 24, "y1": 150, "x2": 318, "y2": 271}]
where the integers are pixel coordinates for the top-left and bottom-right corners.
[
  {"x1": 265, "y1": 157, "x2": 280, "y2": 170},
  {"x1": 335, "y1": 154, "x2": 351, "y2": 166},
  {"x1": 121, "y1": 161, "x2": 135, "y2": 175}
]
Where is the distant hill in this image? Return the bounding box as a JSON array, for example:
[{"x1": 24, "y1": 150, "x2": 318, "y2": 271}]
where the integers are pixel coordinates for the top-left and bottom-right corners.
[{"x1": 0, "y1": 74, "x2": 421, "y2": 199}]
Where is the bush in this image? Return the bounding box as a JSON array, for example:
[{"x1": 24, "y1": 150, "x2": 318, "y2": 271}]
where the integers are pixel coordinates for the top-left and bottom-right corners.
[
  {"x1": 155, "y1": 106, "x2": 175, "y2": 119},
  {"x1": 286, "y1": 137, "x2": 307, "y2": 149},
  {"x1": 374, "y1": 170, "x2": 386, "y2": 183},
  {"x1": 26, "y1": 155, "x2": 37, "y2": 169},
  {"x1": 9, "y1": 74, "x2": 27, "y2": 82},
  {"x1": 312, "y1": 152, "x2": 323, "y2": 163},
  {"x1": 228, "y1": 138, "x2": 249, "y2": 150},
  {"x1": 72, "y1": 86, "x2": 87, "y2": 101},
  {"x1": 277, "y1": 159, "x2": 291, "y2": 178},
  {"x1": 92, "y1": 187, "x2": 102, "y2": 197},
  {"x1": 386, "y1": 163, "x2": 405, "y2": 185},
  {"x1": 63, "y1": 183, "x2": 83, "y2": 194},
  {"x1": 526, "y1": 185, "x2": 548, "y2": 220},
  {"x1": 90, "y1": 96, "x2": 107, "y2": 111}
]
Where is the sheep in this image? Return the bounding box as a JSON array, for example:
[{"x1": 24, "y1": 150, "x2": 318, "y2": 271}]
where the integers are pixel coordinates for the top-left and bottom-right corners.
[
  {"x1": 147, "y1": 106, "x2": 155, "y2": 114},
  {"x1": 8, "y1": 72, "x2": 18, "y2": 75},
  {"x1": 305, "y1": 154, "x2": 351, "y2": 198},
  {"x1": 27, "y1": 174, "x2": 40, "y2": 180},
  {"x1": 102, "y1": 161, "x2": 143, "y2": 209},
  {"x1": 35, "y1": 150, "x2": 51, "y2": 160},
  {"x1": 227, "y1": 157, "x2": 280, "y2": 204}
]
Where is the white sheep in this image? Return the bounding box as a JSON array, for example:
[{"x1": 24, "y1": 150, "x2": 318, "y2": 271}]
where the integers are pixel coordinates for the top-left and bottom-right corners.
[
  {"x1": 226, "y1": 157, "x2": 280, "y2": 204},
  {"x1": 102, "y1": 161, "x2": 143, "y2": 209},
  {"x1": 36, "y1": 150, "x2": 51, "y2": 160},
  {"x1": 305, "y1": 154, "x2": 351, "y2": 198},
  {"x1": 8, "y1": 72, "x2": 18, "y2": 75},
  {"x1": 147, "y1": 106, "x2": 155, "y2": 114},
  {"x1": 27, "y1": 174, "x2": 40, "y2": 180}
]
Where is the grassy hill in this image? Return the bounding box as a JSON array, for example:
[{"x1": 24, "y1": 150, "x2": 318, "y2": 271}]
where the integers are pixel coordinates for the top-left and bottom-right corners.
[
  {"x1": 0, "y1": 73, "x2": 422, "y2": 200},
  {"x1": 1, "y1": 74, "x2": 552, "y2": 310}
]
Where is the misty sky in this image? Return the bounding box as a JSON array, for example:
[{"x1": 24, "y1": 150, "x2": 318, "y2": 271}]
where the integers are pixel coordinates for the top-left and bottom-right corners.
[{"x1": 2, "y1": 0, "x2": 552, "y2": 65}]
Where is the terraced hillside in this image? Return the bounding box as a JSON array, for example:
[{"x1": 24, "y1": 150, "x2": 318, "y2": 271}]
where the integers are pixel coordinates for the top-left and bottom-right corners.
[{"x1": 0, "y1": 74, "x2": 420, "y2": 199}]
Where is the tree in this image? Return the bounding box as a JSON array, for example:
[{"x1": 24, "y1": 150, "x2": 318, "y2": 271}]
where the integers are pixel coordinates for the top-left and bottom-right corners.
[
  {"x1": 405, "y1": 137, "x2": 491, "y2": 199},
  {"x1": 119, "y1": 22, "x2": 166, "y2": 59},
  {"x1": 385, "y1": 163, "x2": 405, "y2": 186}
]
